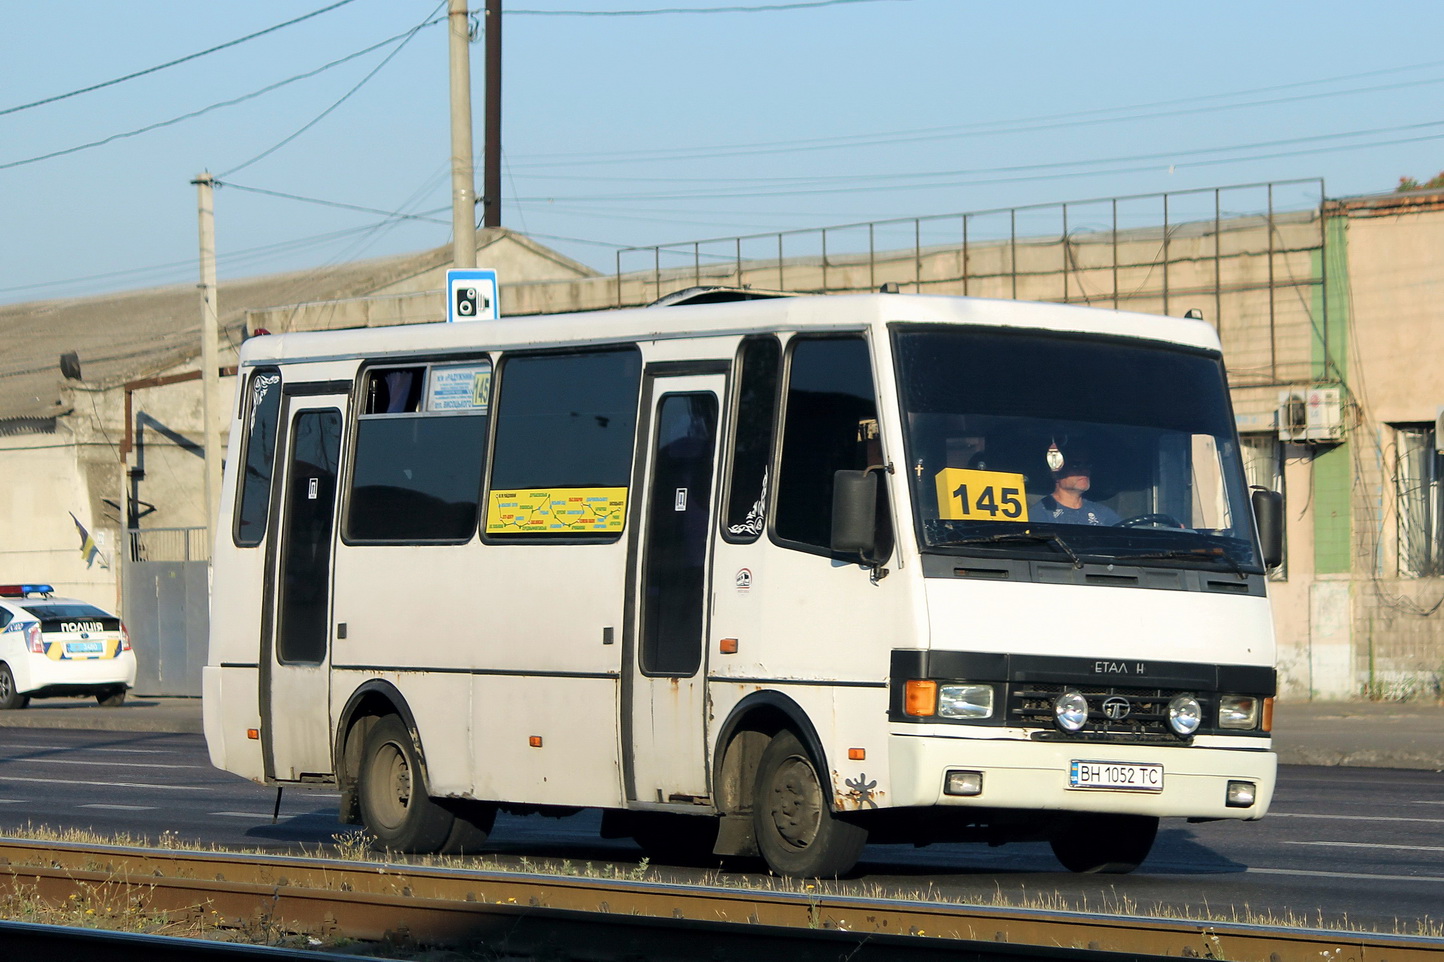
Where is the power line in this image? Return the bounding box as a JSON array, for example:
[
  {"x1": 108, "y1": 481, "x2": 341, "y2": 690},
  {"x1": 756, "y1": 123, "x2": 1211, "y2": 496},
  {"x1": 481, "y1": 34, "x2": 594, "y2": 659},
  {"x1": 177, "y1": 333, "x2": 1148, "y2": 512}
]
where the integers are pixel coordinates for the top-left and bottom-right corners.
[
  {"x1": 509, "y1": 0, "x2": 908, "y2": 15},
  {"x1": 0, "y1": 21, "x2": 444, "y2": 172},
  {"x1": 510, "y1": 119, "x2": 1444, "y2": 203},
  {"x1": 0, "y1": 0, "x2": 360, "y2": 117},
  {"x1": 507, "y1": 64, "x2": 1444, "y2": 169},
  {"x1": 218, "y1": 181, "x2": 450, "y2": 224},
  {"x1": 220, "y1": 2, "x2": 444, "y2": 177}
]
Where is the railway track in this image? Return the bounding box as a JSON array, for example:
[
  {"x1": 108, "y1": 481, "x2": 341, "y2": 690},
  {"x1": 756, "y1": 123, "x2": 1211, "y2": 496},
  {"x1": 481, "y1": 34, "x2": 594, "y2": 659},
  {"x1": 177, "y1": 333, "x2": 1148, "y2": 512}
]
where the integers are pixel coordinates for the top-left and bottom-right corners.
[{"x1": 1, "y1": 837, "x2": 1439, "y2": 961}]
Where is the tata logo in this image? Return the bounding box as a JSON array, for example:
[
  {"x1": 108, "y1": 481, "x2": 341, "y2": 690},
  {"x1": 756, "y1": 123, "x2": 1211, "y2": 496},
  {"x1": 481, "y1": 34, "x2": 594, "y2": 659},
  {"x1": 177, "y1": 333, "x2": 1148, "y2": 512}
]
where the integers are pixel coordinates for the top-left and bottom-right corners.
[{"x1": 1101, "y1": 697, "x2": 1132, "y2": 720}]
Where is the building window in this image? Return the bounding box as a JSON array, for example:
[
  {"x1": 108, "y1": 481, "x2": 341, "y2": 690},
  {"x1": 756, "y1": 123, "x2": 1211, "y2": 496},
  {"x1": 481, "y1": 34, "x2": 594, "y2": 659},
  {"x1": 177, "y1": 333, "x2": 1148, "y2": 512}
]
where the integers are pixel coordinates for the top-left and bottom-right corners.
[
  {"x1": 1239, "y1": 433, "x2": 1286, "y2": 579},
  {"x1": 1396, "y1": 425, "x2": 1443, "y2": 577}
]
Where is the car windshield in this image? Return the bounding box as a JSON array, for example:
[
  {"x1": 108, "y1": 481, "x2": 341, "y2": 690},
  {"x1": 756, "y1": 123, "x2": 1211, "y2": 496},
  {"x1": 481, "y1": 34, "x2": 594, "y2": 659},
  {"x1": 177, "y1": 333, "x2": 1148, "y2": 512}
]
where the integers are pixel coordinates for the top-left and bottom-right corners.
[{"x1": 893, "y1": 325, "x2": 1262, "y2": 572}]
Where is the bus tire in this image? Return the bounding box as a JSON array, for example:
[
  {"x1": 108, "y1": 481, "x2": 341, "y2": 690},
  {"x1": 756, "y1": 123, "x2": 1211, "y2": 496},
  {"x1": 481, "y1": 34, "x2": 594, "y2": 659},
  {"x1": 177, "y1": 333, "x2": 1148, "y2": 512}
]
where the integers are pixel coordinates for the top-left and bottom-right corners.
[
  {"x1": 0, "y1": 665, "x2": 28, "y2": 710},
  {"x1": 1050, "y1": 813, "x2": 1158, "y2": 874},
  {"x1": 358, "y1": 714, "x2": 457, "y2": 854},
  {"x1": 753, "y1": 730, "x2": 867, "y2": 878},
  {"x1": 438, "y1": 799, "x2": 497, "y2": 855}
]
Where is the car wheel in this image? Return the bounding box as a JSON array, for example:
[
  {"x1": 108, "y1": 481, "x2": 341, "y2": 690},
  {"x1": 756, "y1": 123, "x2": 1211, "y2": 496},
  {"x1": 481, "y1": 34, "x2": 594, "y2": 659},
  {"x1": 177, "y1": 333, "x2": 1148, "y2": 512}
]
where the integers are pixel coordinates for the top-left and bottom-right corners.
[
  {"x1": 357, "y1": 714, "x2": 460, "y2": 854},
  {"x1": 97, "y1": 688, "x2": 126, "y2": 708},
  {"x1": 0, "y1": 664, "x2": 28, "y2": 710},
  {"x1": 752, "y1": 730, "x2": 867, "y2": 878}
]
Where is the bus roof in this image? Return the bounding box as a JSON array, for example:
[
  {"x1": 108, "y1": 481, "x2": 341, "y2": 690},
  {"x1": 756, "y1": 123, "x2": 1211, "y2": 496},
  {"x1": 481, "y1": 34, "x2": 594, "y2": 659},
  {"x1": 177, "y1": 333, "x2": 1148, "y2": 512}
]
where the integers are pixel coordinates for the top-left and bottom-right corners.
[{"x1": 236, "y1": 293, "x2": 1223, "y2": 369}]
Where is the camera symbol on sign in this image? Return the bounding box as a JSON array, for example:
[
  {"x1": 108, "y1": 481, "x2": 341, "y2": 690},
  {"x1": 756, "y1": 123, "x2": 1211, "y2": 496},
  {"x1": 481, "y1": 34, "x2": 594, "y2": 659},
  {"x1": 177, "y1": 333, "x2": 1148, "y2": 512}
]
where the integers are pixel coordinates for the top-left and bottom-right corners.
[{"x1": 456, "y1": 286, "x2": 488, "y2": 318}]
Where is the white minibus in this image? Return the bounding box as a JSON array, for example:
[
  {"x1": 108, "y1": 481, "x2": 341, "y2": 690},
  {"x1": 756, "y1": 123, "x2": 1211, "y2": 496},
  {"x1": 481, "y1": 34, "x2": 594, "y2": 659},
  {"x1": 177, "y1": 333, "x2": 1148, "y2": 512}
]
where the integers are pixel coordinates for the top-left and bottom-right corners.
[{"x1": 204, "y1": 291, "x2": 1282, "y2": 877}]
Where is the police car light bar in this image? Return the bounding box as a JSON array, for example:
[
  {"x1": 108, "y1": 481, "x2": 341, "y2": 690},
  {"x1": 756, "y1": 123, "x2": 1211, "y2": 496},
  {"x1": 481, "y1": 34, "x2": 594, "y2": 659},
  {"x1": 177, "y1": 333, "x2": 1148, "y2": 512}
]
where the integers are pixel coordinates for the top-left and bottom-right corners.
[{"x1": 0, "y1": 584, "x2": 54, "y2": 597}]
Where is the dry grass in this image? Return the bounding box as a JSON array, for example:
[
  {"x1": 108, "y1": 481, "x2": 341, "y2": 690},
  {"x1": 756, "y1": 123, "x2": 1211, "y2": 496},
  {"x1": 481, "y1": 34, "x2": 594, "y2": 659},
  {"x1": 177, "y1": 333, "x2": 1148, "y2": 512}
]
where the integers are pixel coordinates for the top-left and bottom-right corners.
[{"x1": 0, "y1": 822, "x2": 1439, "y2": 945}]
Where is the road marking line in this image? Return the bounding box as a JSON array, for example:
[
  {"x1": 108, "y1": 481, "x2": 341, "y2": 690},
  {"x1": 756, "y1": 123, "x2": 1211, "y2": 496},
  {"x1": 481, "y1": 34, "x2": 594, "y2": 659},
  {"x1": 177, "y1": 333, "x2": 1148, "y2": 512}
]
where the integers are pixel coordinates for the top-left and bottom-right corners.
[
  {"x1": 1269, "y1": 812, "x2": 1444, "y2": 824},
  {"x1": 1283, "y1": 840, "x2": 1444, "y2": 853},
  {"x1": 209, "y1": 812, "x2": 277, "y2": 819},
  {"x1": 0, "y1": 775, "x2": 209, "y2": 792},
  {"x1": 91, "y1": 748, "x2": 177, "y2": 755},
  {"x1": 1248, "y1": 866, "x2": 1444, "y2": 884},
  {"x1": 79, "y1": 804, "x2": 156, "y2": 811},
  {"x1": 14, "y1": 758, "x2": 207, "y2": 770}
]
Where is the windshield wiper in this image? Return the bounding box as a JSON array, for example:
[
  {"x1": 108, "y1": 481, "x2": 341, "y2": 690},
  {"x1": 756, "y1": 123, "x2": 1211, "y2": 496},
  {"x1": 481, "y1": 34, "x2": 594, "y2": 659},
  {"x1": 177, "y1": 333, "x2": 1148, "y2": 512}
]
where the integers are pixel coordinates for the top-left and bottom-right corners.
[
  {"x1": 933, "y1": 530, "x2": 1083, "y2": 568},
  {"x1": 1121, "y1": 546, "x2": 1248, "y2": 577}
]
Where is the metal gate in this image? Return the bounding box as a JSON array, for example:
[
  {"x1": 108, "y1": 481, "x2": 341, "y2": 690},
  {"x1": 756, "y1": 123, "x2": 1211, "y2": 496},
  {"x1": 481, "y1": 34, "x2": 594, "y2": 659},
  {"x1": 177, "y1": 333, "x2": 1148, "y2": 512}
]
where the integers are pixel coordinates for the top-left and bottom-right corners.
[{"x1": 123, "y1": 527, "x2": 208, "y2": 697}]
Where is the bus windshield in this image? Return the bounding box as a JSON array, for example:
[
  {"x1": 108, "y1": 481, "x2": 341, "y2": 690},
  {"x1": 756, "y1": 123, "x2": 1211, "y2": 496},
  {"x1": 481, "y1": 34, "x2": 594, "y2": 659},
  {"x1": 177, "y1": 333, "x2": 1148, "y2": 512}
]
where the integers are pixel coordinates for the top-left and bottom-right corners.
[{"x1": 893, "y1": 325, "x2": 1262, "y2": 572}]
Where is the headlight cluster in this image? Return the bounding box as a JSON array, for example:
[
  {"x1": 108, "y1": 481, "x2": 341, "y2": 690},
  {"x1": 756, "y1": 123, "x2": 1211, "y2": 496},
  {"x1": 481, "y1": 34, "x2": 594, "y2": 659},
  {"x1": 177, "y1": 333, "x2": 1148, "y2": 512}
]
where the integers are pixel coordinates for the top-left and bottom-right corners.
[
  {"x1": 1048, "y1": 690, "x2": 1262, "y2": 736},
  {"x1": 904, "y1": 680, "x2": 994, "y2": 719}
]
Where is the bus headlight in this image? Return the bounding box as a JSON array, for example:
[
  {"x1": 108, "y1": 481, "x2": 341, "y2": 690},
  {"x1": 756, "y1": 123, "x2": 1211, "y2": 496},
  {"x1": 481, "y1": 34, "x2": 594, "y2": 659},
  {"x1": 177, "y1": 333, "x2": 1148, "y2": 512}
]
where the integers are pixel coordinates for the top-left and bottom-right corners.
[
  {"x1": 1053, "y1": 691, "x2": 1089, "y2": 732},
  {"x1": 938, "y1": 684, "x2": 994, "y2": 720},
  {"x1": 1218, "y1": 695, "x2": 1259, "y2": 730},
  {"x1": 1167, "y1": 693, "x2": 1202, "y2": 736}
]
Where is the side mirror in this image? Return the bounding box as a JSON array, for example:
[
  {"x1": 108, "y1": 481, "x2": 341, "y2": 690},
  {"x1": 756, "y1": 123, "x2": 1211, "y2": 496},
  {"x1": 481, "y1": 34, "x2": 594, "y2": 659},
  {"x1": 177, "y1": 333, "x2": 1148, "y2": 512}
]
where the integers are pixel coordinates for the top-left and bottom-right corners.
[
  {"x1": 831, "y1": 469, "x2": 878, "y2": 556},
  {"x1": 1251, "y1": 488, "x2": 1284, "y2": 569}
]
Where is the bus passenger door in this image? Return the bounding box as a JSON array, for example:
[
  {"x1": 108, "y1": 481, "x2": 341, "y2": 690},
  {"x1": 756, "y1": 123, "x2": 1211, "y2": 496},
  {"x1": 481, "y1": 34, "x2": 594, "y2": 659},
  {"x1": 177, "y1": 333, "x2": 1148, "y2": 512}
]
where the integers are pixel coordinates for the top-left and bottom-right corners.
[
  {"x1": 261, "y1": 393, "x2": 345, "y2": 782},
  {"x1": 624, "y1": 373, "x2": 724, "y2": 805}
]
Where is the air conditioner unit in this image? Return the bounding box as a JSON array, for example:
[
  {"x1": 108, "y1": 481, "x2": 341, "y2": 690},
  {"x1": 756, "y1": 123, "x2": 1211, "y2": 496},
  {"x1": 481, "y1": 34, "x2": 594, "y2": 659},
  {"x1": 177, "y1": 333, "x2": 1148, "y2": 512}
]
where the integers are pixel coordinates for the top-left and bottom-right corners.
[{"x1": 1277, "y1": 388, "x2": 1344, "y2": 443}]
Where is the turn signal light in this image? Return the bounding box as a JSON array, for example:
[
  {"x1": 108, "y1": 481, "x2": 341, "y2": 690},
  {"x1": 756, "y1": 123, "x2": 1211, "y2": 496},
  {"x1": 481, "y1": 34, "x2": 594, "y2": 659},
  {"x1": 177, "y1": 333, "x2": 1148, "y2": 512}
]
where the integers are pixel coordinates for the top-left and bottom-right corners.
[
  {"x1": 529, "y1": 735, "x2": 543, "y2": 748},
  {"x1": 904, "y1": 680, "x2": 938, "y2": 717},
  {"x1": 1261, "y1": 697, "x2": 1274, "y2": 733},
  {"x1": 719, "y1": 638, "x2": 738, "y2": 654},
  {"x1": 246, "y1": 729, "x2": 259, "y2": 740}
]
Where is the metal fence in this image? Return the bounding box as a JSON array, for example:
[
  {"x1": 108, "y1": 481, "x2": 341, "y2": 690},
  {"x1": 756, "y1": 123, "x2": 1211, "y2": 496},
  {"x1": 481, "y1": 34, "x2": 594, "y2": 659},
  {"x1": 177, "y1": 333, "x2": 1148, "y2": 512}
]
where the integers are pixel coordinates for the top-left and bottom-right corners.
[
  {"x1": 128, "y1": 526, "x2": 209, "y2": 563},
  {"x1": 614, "y1": 179, "x2": 1330, "y2": 388},
  {"x1": 125, "y1": 526, "x2": 208, "y2": 697}
]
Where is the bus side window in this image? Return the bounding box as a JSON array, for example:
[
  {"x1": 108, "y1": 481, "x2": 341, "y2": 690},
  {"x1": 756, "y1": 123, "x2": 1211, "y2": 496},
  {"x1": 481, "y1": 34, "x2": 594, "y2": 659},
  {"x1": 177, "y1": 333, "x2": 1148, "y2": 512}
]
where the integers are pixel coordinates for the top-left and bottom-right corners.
[
  {"x1": 774, "y1": 336, "x2": 891, "y2": 557},
  {"x1": 485, "y1": 348, "x2": 643, "y2": 538},
  {"x1": 346, "y1": 362, "x2": 491, "y2": 543},
  {"x1": 723, "y1": 335, "x2": 781, "y2": 542},
  {"x1": 234, "y1": 367, "x2": 283, "y2": 547}
]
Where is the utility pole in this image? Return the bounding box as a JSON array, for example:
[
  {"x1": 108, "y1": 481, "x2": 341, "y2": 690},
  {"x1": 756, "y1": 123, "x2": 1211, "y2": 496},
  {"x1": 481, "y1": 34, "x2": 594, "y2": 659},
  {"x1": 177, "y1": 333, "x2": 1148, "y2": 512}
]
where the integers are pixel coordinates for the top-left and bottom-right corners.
[
  {"x1": 449, "y1": 0, "x2": 477, "y2": 268},
  {"x1": 192, "y1": 172, "x2": 222, "y2": 551},
  {"x1": 483, "y1": 0, "x2": 502, "y2": 228}
]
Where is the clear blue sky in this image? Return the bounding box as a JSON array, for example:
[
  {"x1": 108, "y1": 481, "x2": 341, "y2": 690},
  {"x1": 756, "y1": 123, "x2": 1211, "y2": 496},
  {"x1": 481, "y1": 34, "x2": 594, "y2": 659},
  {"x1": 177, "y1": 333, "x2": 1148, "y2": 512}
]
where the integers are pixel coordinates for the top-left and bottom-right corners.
[{"x1": 4, "y1": 0, "x2": 1443, "y2": 306}]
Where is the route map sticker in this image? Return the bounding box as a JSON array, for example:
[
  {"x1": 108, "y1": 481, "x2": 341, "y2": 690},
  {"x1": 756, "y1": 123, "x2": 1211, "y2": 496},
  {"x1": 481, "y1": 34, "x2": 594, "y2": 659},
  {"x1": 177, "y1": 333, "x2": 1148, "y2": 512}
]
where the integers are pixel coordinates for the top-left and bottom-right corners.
[
  {"x1": 486, "y1": 487, "x2": 627, "y2": 533},
  {"x1": 934, "y1": 467, "x2": 1030, "y2": 522}
]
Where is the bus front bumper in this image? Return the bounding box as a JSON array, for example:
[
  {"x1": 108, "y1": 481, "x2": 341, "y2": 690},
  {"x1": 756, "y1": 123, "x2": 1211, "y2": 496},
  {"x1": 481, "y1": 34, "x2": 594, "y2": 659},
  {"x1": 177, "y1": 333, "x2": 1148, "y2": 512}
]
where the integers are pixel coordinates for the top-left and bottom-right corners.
[{"x1": 887, "y1": 731, "x2": 1276, "y2": 820}]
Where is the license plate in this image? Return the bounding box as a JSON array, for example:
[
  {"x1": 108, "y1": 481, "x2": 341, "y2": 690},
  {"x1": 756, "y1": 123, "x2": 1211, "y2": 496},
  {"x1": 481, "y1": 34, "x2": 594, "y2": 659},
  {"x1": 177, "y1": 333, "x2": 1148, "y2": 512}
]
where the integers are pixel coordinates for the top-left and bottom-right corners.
[
  {"x1": 1068, "y1": 760, "x2": 1164, "y2": 792},
  {"x1": 66, "y1": 641, "x2": 103, "y2": 654}
]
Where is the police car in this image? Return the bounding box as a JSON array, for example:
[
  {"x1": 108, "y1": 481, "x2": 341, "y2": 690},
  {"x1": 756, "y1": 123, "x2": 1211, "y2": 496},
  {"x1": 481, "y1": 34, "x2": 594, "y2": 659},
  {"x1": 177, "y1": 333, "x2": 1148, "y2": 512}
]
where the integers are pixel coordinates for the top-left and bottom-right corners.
[{"x1": 0, "y1": 585, "x2": 136, "y2": 709}]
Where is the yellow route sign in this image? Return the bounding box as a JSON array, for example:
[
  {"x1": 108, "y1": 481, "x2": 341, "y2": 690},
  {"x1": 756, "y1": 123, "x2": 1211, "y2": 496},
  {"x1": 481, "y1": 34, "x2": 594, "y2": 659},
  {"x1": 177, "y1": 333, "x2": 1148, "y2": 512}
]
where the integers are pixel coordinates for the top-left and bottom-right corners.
[{"x1": 934, "y1": 468, "x2": 1029, "y2": 522}]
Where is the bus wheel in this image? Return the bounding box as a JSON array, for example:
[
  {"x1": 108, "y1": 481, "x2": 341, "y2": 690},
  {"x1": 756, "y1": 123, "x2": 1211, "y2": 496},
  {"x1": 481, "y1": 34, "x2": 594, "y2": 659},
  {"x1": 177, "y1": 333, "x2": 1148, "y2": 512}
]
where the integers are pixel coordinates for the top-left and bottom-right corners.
[
  {"x1": 358, "y1": 715, "x2": 457, "y2": 853},
  {"x1": 1050, "y1": 813, "x2": 1158, "y2": 873},
  {"x1": 753, "y1": 730, "x2": 867, "y2": 878}
]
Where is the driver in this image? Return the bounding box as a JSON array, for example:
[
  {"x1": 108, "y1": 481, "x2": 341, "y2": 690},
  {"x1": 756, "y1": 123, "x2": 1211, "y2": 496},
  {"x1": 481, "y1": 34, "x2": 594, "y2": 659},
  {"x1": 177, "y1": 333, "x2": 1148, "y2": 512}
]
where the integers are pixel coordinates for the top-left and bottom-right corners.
[{"x1": 1036, "y1": 450, "x2": 1120, "y2": 526}]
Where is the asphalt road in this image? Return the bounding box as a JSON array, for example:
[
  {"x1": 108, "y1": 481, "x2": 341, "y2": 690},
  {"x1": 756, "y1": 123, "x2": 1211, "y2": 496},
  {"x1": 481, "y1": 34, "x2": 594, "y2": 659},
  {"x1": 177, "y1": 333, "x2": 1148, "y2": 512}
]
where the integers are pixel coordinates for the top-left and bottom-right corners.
[{"x1": 0, "y1": 728, "x2": 1439, "y2": 935}]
